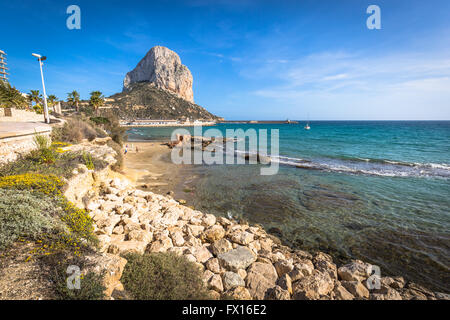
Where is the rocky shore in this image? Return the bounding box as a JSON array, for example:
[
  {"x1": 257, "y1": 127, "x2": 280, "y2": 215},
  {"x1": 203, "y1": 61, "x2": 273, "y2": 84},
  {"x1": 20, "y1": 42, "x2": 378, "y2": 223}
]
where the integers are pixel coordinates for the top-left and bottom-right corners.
[{"x1": 68, "y1": 142, "x2": 449, "y2": 300}]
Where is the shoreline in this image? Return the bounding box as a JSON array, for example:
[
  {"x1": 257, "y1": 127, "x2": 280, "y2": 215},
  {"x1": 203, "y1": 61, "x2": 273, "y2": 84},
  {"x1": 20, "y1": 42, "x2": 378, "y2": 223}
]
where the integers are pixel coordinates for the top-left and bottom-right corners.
[{"x1": 121, "y1": 140, "x2": 449, "y2": 296}]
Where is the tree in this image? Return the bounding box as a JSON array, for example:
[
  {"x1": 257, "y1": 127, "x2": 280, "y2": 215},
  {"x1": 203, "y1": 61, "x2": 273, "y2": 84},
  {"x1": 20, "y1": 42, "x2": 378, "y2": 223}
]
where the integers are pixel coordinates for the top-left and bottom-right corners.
[
  {"x1": 28, "y1": 90, "x2": 42, "y2": 106},
  {"x1": 89, "y1": 91, "x2": 105, "y2": 116},
  {"x1": 67, "y1": 90, "x2": 80, "y2": 112},
  {"x1": 47, "y1": 94, "x2": 58, "y2": 112},
  {"x1": 0, "y1": 83, "x2": 28, "y2": 109}
]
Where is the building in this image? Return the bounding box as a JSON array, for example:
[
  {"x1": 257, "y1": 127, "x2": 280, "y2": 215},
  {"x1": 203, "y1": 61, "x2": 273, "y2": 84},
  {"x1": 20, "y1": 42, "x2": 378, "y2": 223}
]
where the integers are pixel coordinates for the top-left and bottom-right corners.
[{"x1": 0, "y1": 50, "x2": 8, "y2": 83}]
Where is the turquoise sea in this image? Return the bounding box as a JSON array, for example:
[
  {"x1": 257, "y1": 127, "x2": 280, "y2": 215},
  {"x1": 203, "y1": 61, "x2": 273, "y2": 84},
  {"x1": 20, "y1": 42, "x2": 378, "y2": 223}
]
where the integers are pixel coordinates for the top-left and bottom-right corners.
[{"x1": 128, "y1": 121, "x2": 450, "y2": 292}]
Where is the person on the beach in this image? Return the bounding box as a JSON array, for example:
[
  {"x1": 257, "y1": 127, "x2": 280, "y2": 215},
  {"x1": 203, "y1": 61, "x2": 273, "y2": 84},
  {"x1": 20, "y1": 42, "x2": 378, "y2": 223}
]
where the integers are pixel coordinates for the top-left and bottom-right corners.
[
  {"x1": 136, "y1": 146, "x2": 139, "y2": 153},
  {"x1": 124, "y1": 147, "x2": 128, "y2": 155}
]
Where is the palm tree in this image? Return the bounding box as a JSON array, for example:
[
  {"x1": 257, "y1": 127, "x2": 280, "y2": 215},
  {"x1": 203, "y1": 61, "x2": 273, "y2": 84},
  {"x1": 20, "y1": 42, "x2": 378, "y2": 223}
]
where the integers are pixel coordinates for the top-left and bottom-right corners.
[
  {"x1": 47, "y1": 94, "x2": 58, "y2": 112},
  {"x1": 89, "y1": 91, "x2": 105, "y2": 116},
  {"x1": 29, "y1": 90, "x2": 42, "y2": 106},
  {"x1": 67, "y1": 90, "x2": 80, "y2": 112},
  {"x1": 0, "y1": 83, "x2": 28, "y2": 109}
]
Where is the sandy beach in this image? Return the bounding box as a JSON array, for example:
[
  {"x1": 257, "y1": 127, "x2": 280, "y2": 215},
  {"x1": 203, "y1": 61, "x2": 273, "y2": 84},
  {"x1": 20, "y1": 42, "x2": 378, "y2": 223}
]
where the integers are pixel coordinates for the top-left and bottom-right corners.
[{"x1": 122, "y1": 141, "x2": 199, "y2": 204}]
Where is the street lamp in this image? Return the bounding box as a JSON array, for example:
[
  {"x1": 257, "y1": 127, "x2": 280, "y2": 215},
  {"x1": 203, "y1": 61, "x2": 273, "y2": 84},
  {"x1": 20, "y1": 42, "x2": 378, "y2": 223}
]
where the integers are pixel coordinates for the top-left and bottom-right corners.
[{"x1": 32, "y1": 53, "x2": 50, "y2": 124}]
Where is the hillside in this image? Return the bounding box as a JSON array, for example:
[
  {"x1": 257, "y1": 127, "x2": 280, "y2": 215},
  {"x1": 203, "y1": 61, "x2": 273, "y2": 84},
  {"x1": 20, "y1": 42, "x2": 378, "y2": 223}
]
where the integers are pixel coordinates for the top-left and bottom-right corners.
[{"x1": 104, "y1": 82, "x2": 219, "y2": 121}]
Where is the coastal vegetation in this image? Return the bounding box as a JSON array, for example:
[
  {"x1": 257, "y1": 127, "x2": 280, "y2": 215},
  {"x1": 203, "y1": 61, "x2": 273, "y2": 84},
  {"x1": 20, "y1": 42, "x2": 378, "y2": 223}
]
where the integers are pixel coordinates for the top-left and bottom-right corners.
[
  {"x1": 121, "y1": 252, "x2": 211, "y2": 300},
  {"x1": 0, "y1": 82, "x2": 28, "y2": 109},
  {"x1": 89, "y1": 91, "x2": 105, "y2": 116},
  {"x1": 67, "y1": 90, "x2": 80, "y2": 112}
]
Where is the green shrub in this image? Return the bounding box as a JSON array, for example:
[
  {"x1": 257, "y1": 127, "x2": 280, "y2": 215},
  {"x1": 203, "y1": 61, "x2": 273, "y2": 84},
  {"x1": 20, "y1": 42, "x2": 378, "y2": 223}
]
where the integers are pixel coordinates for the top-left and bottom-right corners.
[
  {"x1": 0, "y1": 173, "x2": 64, "y2": 196},
  {"x1": 51, "y1": 118, "x2": 104, "y2": 143},
  {"x1": 0, "y1": 189, "x2": 64, "y2": 249},
  {"x1": 0, "y1": 151, "x2": 106, "y2": 179},
  {"x1": 82, "y1": 152, "x2": 95, "y2": 170},
  {"x1": 41, "y1": 252, "x2": 106, "y2": 300},
  {"x1": 90, "y1": 116, "x2": 110, "y2": 125},
  {"x1": 121, "y1": 252, "x2": 211, "y2": 300},
  {"x1": 33, "y1": 133, "x2": 51, "y2": 150},
  {"x1": 0, "y1": 173, "x2": 96, "y2": 247}
]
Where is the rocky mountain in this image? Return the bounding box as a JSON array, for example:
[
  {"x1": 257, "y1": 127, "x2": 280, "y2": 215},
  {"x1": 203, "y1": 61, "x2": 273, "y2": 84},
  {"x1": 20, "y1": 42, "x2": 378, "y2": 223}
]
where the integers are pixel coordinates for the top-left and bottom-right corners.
[
  {"x1": 105, "y1": 82, "x2": 219, "y2": 121},
  {"x1": 123, "y1": 46, "x2": 194, "y2": 103},
  {"x1": 98, "y1": 46, "x2": 219, "y2": 121}
]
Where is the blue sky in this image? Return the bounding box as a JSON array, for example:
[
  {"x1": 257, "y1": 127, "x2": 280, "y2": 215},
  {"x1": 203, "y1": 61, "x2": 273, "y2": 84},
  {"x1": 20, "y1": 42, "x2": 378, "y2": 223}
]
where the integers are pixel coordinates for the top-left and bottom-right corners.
[{"x1": 1, "y1": 0, "x2": 449, "y2": 120}]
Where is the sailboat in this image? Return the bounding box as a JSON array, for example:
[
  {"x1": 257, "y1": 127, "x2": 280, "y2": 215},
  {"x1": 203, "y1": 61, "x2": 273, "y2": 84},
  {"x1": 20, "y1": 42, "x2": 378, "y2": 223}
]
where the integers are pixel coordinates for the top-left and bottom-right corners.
[{"x1": 304, "y1": 122, "x2": 311, "y2": 130}]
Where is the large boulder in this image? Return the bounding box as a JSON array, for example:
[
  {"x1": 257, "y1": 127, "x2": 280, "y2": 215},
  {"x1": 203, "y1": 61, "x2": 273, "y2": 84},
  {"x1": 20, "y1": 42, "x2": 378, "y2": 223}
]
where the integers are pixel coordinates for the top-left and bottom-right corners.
[
  {"x1": 337, "y1": 260, "x2": 372, "y2": 282},
  {"x1": 245, "y1": 262, "x2": 278, "y2": 300},
  {"x1": 292, "y1": 270, "x2": 334, "y2": 300},
  {"x1": 123, "y1": 46, "x2": 194, "y2": 103},
  {"x1": 218, "y1": 246, "x2": 256, "y2": 272}
]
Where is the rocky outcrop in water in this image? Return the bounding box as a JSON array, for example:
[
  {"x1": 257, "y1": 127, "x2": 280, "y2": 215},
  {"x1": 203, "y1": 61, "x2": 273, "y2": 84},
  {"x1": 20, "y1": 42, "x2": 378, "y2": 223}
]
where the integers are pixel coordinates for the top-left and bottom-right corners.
[{"x1": 123, "y1": 46, "x2": 194, "y2": 103}]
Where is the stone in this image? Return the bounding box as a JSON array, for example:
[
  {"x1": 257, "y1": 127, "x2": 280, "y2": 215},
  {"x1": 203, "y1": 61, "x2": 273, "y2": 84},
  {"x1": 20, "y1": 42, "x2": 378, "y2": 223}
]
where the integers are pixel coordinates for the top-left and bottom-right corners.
[
  {"x1": 202, "y1": 214, "x2": 217, "y2": 227},
  {"x1": 313, "y1": 252, "x2": 333, "y2": 263},
  {"x1": 127, "y1": 230, "x2": 152, "y2": 243},
  {"x1": 266, "y1": 285, "x2": 291, "y2": 300},
  {"x1": 193, "y1": 246, "x2": 213, "y2": 263},
  {"x1": 337, "y1": 260, "x2": 372, "y2": 282},
  {"x1": 274, "y1": 260, "x2": 294, "y2": 278},
  {"x1": 108, "y1": 240, "x2": 147, "y2": 255},
  {"x1": 96, "y1": 215, "x2": 121, "y2": 235},
  {"x1": 186, "y1": 224, "x2": 205, "y2": 237},
  {"x1": 123, "y1": 221, "x2": 141, "y2": 234},
  {"x1": 315, "y1": 259, "x2": 338, "y2": 279},
  {"x1": 292, "y1": 270, "x2": 334, "y2": 300},
  {"x1": 148, "y1": 237, "x2": 173, "y2": 253},
  {"x1": 259, "y1": 238, "x2": 274, "y2": 252},
  {"x1": 218, "y1": 246, "x2": 256, "y2": 272},
  {"x1": 208, "y1": 290, "x2": 221, "y2": 300},
  {"x1": 203, "y1": 270, "x2": 214, "y2": 283},
  {"x1": 225, "y1": 286, "x2": 252, "y2": 300},
  {"x1": 204, "y1": 225, "x2": 226, "y2": 242},
  {"x1": 208, "y1": 274, "x2": 224, "y2": 292},
  {"x1": 112, "y1": 225, "x2": 124, "y2": 235},
  {"x1": 97, "y1": 234, "x2": 111, "y2": 252},
  {"x1": 289, "y1": 261, "x2": 314, "y2": 281},
  {"x1": 217, "y1": 216, "x2": 232, "y2": 227},
  {"x1": 435, "y1": 292, "x2": 450, "y2": 300},
  {"x1": 333, "y1": 284, "x2": 355, "y2": 300},
  {"x1": 210, "y1": 238, "x2": 233, "y2": 256},
  {"x1": 369, "y1": 287, "x2": 402, "y2": 300},
  {"x1": 123, "y1": 46, "x2": 194, "y2": 102},
  {"x1": 237, "y1": 269, "x2": 247, "y2": 280},
  {"x1": 341, "y1": 281, "x2": 370, "y2": 299},
  {"x1": 205, "y1": 258, "x2": 222, "y2": 274},
  {"x1": 83, "y1": 253, "x2": 127, "y2": 297},
  {"x1": 185, "y1": 254, "x2": 197, "y2": 263},
  {"x1": 160, "y1": 207, "x2": 182, "y2": 226},
  {"x1": 229, "y1": 231, "x2": 254, "y2": 245},
  {"x1": 170, "y1": 229, "x2": 185, "y2": 247},
  {"x1": 380, "y1": 276, "x2": 405, "y2": 290},
  {"x1": 277, "y1": 274, "x2": 293, "y2": 294},
  {"x1": 245, "y1": 262, "x2": 278, "y2": 300},
  {"x1": 222, "y1": 272, "x2": 245, "y2": 291}
]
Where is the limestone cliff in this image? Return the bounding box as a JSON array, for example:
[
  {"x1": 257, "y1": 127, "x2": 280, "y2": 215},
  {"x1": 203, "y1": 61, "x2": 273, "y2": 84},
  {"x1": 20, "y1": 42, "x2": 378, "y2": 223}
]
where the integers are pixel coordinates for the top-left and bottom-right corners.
[{"x1": 123, "y1": 46, "x2": 194, "y2": 103}]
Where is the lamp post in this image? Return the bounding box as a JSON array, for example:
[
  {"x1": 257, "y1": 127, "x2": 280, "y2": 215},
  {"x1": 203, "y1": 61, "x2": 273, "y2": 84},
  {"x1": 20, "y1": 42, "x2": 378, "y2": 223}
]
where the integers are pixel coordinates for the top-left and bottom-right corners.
[{"x1": 32, "y1": 53, "x2": 50, "y2": 124}]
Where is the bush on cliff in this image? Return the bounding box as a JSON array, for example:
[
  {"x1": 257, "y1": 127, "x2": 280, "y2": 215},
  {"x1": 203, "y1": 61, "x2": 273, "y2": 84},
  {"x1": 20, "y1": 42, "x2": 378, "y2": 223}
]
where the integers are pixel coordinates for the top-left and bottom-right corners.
[
  {"x1": 51, "y1": 116, "x2": 107, "y2": 143},
  {"x1": 0, "y1": 147, "x2": 107, "y2": 179},
  {"x1": 0, "y1": 173, "x2": 97, "y2": 249},
  {"x1": 40, "y1": 251, "x2": 106, "y2": 300},
  {"x1": 121, "y1": 252, "x2": 211, "y2": 300},
  {"x1": 0, "y1": 189, "x2": 64, "y2": 249}
]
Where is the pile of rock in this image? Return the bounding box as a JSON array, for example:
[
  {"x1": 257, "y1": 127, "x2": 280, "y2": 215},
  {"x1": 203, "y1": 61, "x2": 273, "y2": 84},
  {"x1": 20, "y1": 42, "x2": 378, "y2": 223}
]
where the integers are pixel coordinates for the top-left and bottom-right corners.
[{"x1": 83, "y1": 177, "x2": 448, "y2": 300}]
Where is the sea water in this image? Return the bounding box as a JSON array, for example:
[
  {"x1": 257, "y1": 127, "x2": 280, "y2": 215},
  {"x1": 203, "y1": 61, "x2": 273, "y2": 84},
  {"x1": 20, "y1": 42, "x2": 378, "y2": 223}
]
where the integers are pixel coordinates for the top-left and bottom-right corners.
[{"x1": 128, "y1": 121, "x2": 450, "y2": 292}]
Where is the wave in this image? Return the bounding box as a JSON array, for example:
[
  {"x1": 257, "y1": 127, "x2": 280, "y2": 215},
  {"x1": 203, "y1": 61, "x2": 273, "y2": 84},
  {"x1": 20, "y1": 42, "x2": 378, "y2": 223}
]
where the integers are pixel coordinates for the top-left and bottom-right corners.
[{"x1": 234, "y1": 150, "x2": 450, "y2": 178}]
